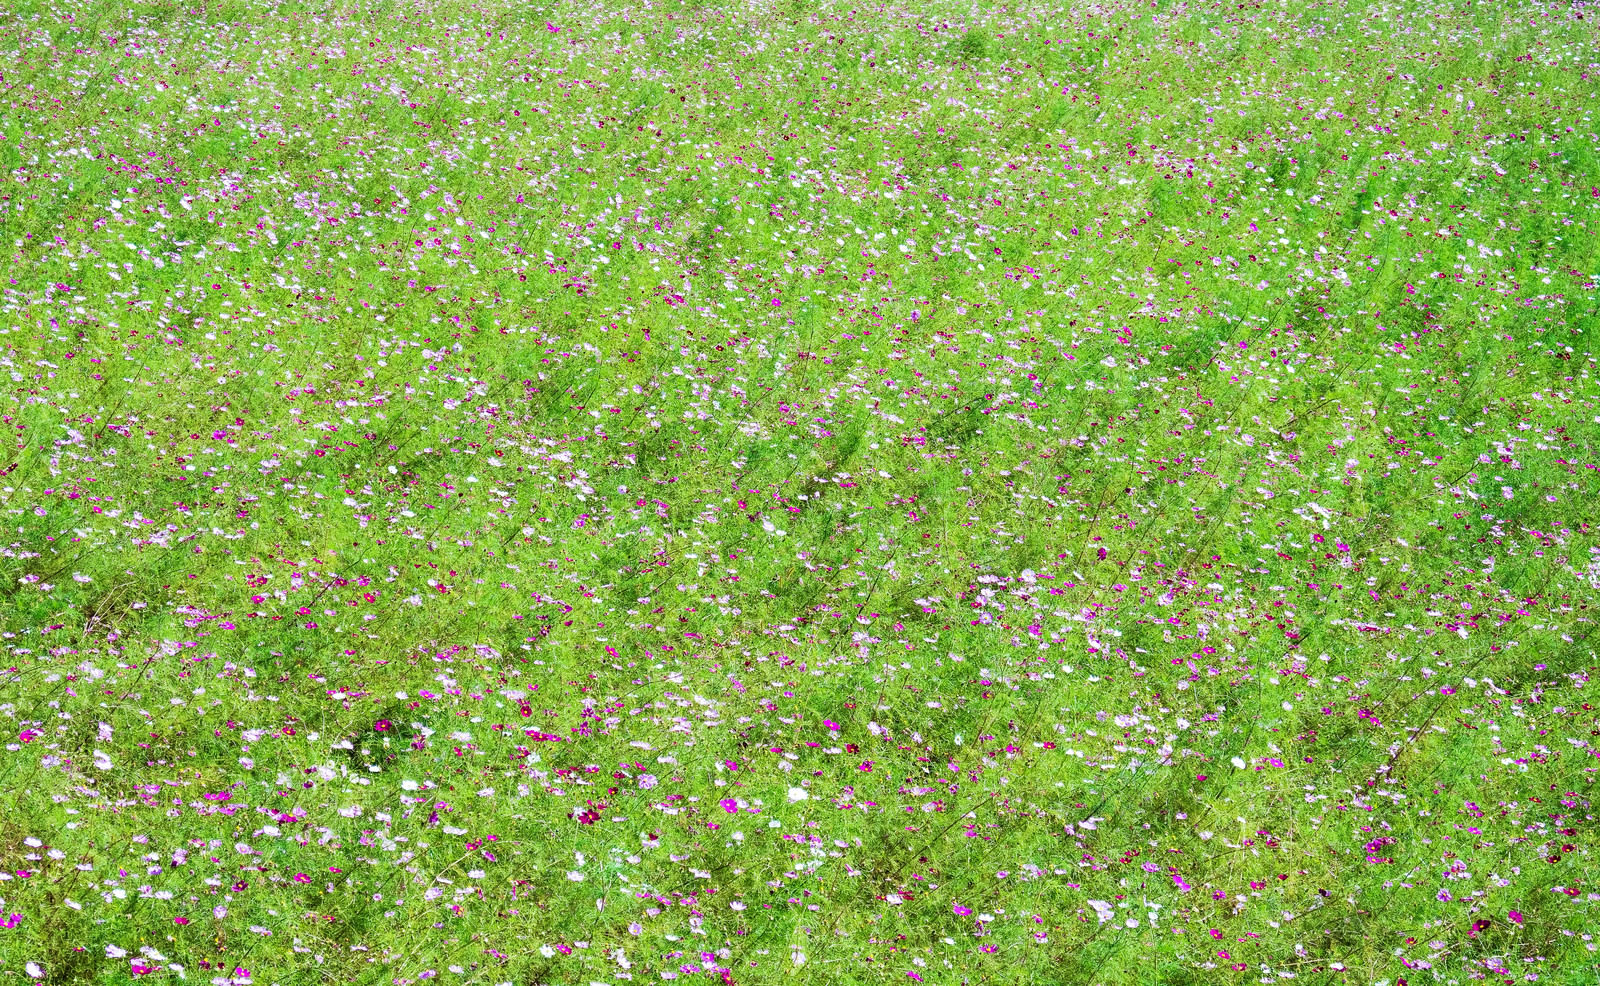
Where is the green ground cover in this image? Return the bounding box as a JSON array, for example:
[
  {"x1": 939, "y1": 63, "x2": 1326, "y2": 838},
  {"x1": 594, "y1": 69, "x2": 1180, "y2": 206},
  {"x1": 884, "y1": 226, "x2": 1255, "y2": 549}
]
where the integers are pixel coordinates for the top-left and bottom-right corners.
[{"x1": 1, "y1": 0, "x2": 1599, "y2": 981}]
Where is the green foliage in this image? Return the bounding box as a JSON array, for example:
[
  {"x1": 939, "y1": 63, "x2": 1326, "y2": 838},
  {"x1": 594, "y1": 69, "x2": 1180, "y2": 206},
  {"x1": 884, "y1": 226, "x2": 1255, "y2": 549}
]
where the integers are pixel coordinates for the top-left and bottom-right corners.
[{"x1": 0, "y1": 0, "x2": 1598, "y2": 982}]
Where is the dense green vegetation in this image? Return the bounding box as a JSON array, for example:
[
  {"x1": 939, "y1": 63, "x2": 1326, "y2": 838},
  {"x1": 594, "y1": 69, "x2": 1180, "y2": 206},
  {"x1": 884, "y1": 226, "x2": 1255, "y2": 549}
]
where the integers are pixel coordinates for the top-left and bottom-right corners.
[{"x1": 2, "y1": 0, "x2": 1599, "y2": 982}]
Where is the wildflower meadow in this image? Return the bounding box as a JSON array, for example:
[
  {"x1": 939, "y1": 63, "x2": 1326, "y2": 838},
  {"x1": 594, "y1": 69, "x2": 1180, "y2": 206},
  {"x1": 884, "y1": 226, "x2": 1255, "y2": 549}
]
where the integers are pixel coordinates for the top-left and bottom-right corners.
[{"x1": 2, "y1": 0, "x2": 1599, "y2": 981}]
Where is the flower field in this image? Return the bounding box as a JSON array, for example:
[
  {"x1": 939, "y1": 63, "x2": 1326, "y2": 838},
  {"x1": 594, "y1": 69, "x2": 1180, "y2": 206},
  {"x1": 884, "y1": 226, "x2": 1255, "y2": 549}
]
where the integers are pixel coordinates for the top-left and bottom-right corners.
[{"x1": 3, "y1": 0, "x2": 1600, "y2": 980}]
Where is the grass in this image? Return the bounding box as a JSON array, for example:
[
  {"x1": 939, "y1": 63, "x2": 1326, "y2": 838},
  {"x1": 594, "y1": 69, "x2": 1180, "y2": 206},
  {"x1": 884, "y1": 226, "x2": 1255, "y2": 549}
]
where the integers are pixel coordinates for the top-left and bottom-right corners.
[{"x1": 1, "y1": 0, "x2": 1599, "y2": 982}]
